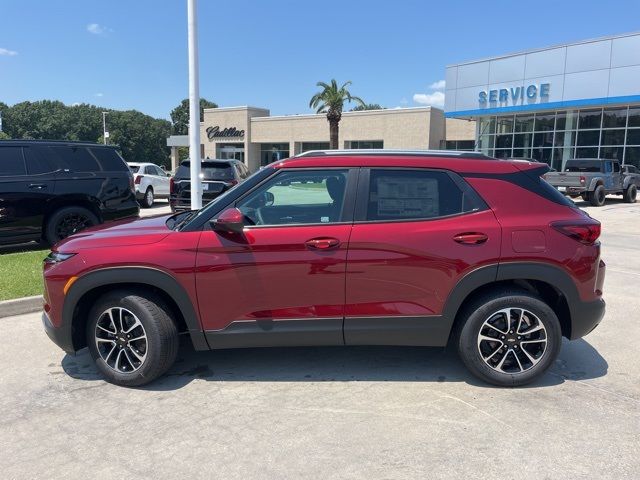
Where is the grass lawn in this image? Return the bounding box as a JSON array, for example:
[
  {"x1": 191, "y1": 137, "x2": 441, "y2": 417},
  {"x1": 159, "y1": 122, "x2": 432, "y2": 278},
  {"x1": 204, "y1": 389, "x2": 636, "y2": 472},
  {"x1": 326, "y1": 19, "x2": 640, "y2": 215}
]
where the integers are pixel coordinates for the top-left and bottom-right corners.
[{"x1": 0, "y1": 249, "x2": 48, "y2": 301}]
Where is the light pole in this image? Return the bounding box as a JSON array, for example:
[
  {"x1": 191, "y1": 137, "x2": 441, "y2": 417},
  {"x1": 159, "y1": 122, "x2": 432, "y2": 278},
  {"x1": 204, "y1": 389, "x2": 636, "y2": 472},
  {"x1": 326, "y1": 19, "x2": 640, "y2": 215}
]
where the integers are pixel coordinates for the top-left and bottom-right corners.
[
  {"x1": 187, "y1": 0, "x2": 202, "y2": 209},
  {"x1": 102, "y1": 111, "x2": 109, "y2": 145}
]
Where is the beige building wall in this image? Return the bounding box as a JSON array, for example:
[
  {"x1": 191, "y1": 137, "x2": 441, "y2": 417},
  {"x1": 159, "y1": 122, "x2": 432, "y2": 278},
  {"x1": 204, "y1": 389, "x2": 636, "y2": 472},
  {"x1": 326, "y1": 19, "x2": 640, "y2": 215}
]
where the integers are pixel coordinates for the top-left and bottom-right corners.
[
  {"x1": 197, "y1": 106, "x2": 477, "y2": 171},
  {"x1": 445, "y1": 118, "x2": 476, "y2": 141}
]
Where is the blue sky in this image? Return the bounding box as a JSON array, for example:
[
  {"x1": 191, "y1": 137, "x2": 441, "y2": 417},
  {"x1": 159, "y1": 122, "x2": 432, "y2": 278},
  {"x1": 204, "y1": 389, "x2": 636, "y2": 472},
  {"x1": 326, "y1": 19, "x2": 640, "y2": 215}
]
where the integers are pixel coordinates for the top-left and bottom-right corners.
[{"x1": 2, "y1": 0, "x2": 640, "y2": 119}]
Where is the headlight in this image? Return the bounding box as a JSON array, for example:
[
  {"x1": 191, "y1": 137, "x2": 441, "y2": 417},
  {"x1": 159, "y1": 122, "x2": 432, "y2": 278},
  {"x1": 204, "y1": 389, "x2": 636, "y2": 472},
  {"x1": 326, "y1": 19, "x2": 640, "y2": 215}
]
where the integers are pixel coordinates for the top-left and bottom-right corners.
[{"x1": 44, "y1": 252, "x2": 76, "y2": 264}]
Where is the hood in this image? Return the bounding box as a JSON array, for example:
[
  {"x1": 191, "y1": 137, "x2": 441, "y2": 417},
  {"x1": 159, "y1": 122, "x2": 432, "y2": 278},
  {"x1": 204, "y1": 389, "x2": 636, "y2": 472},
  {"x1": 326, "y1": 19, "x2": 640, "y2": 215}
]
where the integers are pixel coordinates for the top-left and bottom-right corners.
[{"x1": 55, "y1": 214, "x2": 173, "y2": 252}]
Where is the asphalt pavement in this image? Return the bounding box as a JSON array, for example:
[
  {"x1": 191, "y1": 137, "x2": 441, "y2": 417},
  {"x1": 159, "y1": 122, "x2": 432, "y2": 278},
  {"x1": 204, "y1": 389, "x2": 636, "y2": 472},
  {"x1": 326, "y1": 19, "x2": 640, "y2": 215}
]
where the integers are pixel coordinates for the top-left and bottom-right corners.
[{"x1": 0, "y1": 198, "x2": 638, "y2": 479}]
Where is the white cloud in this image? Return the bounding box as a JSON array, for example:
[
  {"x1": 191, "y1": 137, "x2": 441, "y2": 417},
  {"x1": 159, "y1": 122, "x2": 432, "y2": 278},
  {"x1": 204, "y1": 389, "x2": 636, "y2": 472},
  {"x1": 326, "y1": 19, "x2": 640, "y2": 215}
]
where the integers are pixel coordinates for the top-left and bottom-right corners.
[
  {"x1": 0, "y1": 48, "x2": 18, "y2": 56},
  {"x1": 413, "y1": 79, "x2": 446, "y2": 107},
  {"x1": 413, "y1": 91, "x2": 445, "y2": 108},
  {"x1": 95, "y1": 93, "x2": 104, "y2": 97},
  {"x1": 87, "y1": 23, "x2": 111, "y2": 35},
  {"x1": 71, "y1": 102, "x2": 81, "y2": 106}
]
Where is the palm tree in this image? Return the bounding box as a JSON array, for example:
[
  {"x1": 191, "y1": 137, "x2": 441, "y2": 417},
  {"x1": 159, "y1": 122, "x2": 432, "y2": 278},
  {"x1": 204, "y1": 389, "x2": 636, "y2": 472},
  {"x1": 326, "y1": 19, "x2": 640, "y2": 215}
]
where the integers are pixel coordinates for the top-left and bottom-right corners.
[{"x1": 309, "y1": 79, "x2": 365, "y2": 149}]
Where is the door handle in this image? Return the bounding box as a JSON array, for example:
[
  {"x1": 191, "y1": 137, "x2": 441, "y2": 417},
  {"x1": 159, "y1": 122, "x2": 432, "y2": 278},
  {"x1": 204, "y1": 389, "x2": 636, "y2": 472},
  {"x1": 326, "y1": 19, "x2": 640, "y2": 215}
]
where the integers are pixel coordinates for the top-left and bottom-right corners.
[
  {"x1": 453, "y1": 232, "x2": 488, "y2": 245},
  {"x1": 305, "y1": 237, "x2": 340, "y2": 250},
  {"x1": 28, "y1": 183, "x2": 47, "y2": 190}
]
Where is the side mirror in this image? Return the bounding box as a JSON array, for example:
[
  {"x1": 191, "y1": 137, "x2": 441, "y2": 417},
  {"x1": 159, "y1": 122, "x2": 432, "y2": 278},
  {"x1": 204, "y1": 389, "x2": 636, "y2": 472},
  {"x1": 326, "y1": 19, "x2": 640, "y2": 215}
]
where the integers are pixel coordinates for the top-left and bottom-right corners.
[
  {"x1": 166, "y1": 172, "x2": 172, "y2": 177},
  {"x1": 211, "y1": 207, "x2": 244, "y2": 234}
]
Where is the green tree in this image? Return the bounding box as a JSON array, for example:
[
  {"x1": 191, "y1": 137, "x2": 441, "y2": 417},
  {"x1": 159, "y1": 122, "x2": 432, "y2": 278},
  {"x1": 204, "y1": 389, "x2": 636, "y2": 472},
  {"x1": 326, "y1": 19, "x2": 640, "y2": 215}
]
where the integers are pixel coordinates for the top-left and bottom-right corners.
[
  {"x1": 0, "y1": 131, "x2": 10, "y2": 140},
  {"x1": 170, "y1": 98, "x2": 218, "y2": 135},
  {"x1": 309, "y1": 80, "x2": 365, "y2": 149},
  {"x1": 351, "y1": 103, "x2": 384, "y2": 111}
]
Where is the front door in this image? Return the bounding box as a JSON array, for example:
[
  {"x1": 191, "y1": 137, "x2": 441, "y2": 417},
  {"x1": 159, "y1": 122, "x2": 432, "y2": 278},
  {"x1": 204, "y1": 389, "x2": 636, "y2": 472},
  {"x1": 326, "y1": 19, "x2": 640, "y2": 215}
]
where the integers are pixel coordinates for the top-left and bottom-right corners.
[
  {"x1": 344, "y1": 168, "x2": 501, "y2": 346},
  {"x1": 195, "y1": 168, "x2": 356, "y2": 348}
]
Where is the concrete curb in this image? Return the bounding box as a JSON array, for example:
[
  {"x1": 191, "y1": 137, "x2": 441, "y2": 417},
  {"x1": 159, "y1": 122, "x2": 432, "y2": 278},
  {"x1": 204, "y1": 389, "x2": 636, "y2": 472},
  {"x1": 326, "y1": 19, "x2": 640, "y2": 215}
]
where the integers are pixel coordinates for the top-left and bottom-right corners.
[{"x1": 0, "y1": 295, "x2": 43, "y2": 318}]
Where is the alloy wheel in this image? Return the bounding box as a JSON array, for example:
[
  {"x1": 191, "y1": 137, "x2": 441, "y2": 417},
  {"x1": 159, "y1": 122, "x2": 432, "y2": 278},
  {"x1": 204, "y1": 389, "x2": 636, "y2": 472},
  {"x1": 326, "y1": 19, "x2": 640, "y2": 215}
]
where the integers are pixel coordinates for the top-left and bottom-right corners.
[
  {"x1": 55, "y1": 213, "x2": 92, "y2": 240},
  {"x1": 94, "y1": 307, "x2": 148, "y2": 373},
  {"x1": 476, "y1": 307, "x2": 548, "y2": 374}
]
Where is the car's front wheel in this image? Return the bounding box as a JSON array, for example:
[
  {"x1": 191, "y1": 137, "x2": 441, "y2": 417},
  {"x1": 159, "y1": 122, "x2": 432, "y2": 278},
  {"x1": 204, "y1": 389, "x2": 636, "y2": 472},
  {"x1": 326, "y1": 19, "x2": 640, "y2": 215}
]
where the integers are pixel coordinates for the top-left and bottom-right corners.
[
  {"x1": 45, "y1": 206, "x2": 99, "y2": 245},
  {"x1": 141, "y1": 187, "x2": 154, "y2": 208},
  {"x1": 87, "y1": 289, "x2": 179, "y2": 387},
  {"x1": 623, "y1": 184, "x2": 637, "y2": 203},
  {"x1": 456, "y1": 289, "x2": 562, "y2": 387}
]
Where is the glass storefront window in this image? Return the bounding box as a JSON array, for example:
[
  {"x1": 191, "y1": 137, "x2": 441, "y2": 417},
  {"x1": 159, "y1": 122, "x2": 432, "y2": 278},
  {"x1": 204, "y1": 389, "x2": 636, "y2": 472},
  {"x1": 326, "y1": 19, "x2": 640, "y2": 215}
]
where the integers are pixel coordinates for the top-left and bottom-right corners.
[
  {"x1": 600, "y1": 129, "x2": 626, "y2": 146},
  {"x1": 533, "y1": 131, "x2": 554, "y2": 148},
  {"x1": 301, "y1": 142, "x2": 330, "y2": 152},
  {"x1": 628, "y1": 108, "x2": 640, "y2": 128},
  {"x1": 600, "y1": 146, "x2": 624, "y2": 161},
  {"x1": 626, "y1": 129, "x2": 640, "y2": 145},
  {"x1": 578, "y1": 109, "x2": 602, "y2": 129},
  {"x1": 514, "y1": 115, "x2": 534, "y2": 132},
  {"x1": 495, "y1": 134, "x2": 513, "y2": 149},
  {"x1": 555, "y1": 110, "x2": 578, "y2": 130},
  {"x1": 496, "y1": 116, "x2": 514, "y2": 134},
  {"x1": 554, "y1": 146, "x2": 574, "y2": 170},
  {"x1": 554, "y1": 131, "x2": 576, "y2": 148},
  {"x1": 347, "y1": 140, "x2": 383, "y2": 149},
  {"x1": 478, "y1": 117, "x2": 496, "y2": 135},
  {"x1": 477, "y1": 135, "x2": 494, "y2": 152},
  {"x1": 260, "y1": 143, "x2": 290, "y2": 166},
  {"x1": 602, "y1": 107, "x2": 628, "y2": 128},
  {"x1": 513, "y1": 133, "x2": 533, "y2": 148},
  {"x1": 493, "y1": 149, "x2": 511, "y2": 159},
  {"x1": 625, "y1": 146, "x2": 640, "y2": 167},
  {"x1": 512, "y1": 147, "x2": 532, "y2": 158},
  {"x1": 531, "y1": 148, "x2": 553, "y2": 165},
  {"x1": 534, "y1": 113, "x2": 555, "y2": 132},
  {"x1": 575, "y1": 147, "x2": 599, "y2": 158},
  {"x1": 576, "y1": 130, "x2": 600, "y2": 146}
]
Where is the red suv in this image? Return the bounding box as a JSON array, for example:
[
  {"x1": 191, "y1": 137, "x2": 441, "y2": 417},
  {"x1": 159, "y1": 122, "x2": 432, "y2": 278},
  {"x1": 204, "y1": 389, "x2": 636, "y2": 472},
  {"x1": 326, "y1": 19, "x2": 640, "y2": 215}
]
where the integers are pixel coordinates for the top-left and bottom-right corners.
[{"x1": 42, "y1": 151, "x2": 605, "y2": 387}]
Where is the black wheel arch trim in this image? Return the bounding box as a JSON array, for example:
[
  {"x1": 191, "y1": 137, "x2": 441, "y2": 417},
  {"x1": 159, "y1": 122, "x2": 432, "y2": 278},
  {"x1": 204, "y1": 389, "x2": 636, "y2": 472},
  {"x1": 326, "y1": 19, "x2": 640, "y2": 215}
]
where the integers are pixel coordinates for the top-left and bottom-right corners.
[
  {"x1": 441, "y1": 262, "x2": 595, "y2": 342},
  {"x1": 63, "y1": 266, "x2": 208, "y2": 352}
]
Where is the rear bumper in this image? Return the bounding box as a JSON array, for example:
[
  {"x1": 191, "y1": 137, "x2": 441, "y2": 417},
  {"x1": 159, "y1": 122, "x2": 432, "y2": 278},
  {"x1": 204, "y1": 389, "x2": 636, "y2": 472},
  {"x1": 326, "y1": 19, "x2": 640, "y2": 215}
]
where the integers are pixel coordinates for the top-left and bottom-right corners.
[
  {"x1": 42, "y1": 311, "x2": 75, "y2": 354},
  {"x1": 569, "y1": 298, "x2": 605, "y2": 340}
]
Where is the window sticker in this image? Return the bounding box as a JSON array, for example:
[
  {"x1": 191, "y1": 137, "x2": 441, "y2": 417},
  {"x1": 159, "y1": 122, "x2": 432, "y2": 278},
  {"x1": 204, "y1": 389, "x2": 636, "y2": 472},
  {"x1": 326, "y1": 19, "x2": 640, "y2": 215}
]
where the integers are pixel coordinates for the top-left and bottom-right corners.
[{"x1": 376, "y1": 177, "x2": 439, "y2": 217}]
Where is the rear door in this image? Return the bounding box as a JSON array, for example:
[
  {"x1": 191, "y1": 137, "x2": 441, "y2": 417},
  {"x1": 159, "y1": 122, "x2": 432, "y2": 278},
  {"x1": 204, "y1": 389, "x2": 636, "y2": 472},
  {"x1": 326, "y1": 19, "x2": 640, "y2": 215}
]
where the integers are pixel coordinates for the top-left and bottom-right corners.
[
  {"x1": 344, "y1": 168, "x2": 501, "y2": 346},
  {"x1": 152, "y1": 165, "x2": 170, "y2": 196}
]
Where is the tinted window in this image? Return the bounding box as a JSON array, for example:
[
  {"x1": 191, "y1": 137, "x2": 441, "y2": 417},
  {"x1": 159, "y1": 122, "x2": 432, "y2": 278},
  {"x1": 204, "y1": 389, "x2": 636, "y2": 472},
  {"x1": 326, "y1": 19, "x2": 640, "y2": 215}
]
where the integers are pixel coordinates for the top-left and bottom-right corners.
[
  {"x1": 366, "y1": 169, "x2": 478, "y2": 221},
  {"x1": 236, "y1": 169, "x2": 348, "y2": 225},
  {"x1": 564, "y1": 160, "x2": 602, "y2": 173},
  {"x1": 24, "y1": 146, "x2": 55, "y2": 175},
  {"x1": 90, "y1": 148, "x2": 127, "y2": 171},
  {"x1": 153, "y1": 166, "x2": 165, "y2": 176},
  {"x1": 129, "y1": 165, "x2": 140, "y2": 173},
  {"x1": 144, "y1": 165, "x2": 155, "y2": 175},
  {"x1": 0, "y1": 146, "x2": 26, "y2": 176},
  {"x1": 49, "y1": 146, "x2": 100, "y2": 172},
  {"x1": 177, "y1": 161, "x2": 235, "y2": 181}
]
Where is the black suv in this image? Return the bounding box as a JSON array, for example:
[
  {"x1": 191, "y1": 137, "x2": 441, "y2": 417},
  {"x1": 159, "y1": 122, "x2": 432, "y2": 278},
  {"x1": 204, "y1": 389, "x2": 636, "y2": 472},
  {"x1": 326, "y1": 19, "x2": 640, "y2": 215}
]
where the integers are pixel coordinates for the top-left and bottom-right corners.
[
  {"x1": 0, "y1": 140, "x2": 139, "y2": 246},
  {"x1": 169, "y1": 159, "x2": 249, "y2": 212}
]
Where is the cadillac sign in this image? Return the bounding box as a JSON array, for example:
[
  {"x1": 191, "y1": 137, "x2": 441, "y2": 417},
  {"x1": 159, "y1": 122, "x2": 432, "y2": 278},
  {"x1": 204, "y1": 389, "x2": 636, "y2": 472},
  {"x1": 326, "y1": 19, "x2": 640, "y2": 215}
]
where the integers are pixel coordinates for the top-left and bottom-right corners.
[{"x1": 206, "y1": 125, "x2": 245, "y2": 140}]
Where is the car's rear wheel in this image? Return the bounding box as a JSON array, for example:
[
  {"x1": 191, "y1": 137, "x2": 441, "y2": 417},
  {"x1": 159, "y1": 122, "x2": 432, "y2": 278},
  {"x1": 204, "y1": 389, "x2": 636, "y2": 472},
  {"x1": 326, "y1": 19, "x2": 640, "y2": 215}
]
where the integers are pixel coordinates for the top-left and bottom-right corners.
[
  {"x1": 589, "y1": 185, "x2": 606, "y2": 207},
  {"x1": 623, "y1": 184, "x2": 637, "y2": 203},
  {"x1": 87, "y1": 289, "x2": 179, "y2": 387},
  {"x1": 456, "y1": 289, "x2": 562, "y2": 387},
  {"x1": 141, "y1": 187, "x2": 154, "y2": 208},
  {"x1": 45, "y1": 206, "x2": 99, "y2": 245}
]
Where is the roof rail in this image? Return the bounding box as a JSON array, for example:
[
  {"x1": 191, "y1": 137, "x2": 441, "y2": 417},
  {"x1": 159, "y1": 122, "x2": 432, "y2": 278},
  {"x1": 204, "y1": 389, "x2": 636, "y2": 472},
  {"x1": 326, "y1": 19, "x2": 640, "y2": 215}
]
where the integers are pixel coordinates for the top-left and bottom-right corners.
[{"x1": 293, "y1": 149, "x2": 490, "y2": 159}]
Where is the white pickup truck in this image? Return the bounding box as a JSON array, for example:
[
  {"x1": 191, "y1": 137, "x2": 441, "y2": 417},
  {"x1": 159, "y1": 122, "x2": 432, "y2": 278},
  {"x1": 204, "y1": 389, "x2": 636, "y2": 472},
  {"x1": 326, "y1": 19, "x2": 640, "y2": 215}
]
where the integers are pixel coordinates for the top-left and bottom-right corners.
[{"x1": 544, "y1": 159, "x2": 639, "y2": 206}]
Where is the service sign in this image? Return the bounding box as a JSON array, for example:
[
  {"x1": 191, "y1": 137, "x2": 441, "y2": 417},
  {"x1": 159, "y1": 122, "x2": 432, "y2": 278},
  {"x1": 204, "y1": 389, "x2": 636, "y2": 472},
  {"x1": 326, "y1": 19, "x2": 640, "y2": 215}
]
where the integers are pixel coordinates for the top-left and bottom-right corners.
[{"x1": 478, "y1": 83, "x2": 550, "y2": 106}]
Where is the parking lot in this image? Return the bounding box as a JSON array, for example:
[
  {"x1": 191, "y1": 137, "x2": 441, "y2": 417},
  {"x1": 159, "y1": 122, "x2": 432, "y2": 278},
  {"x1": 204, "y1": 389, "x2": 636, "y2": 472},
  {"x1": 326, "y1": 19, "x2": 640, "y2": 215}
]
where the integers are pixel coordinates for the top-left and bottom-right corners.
[{"x1": 0, "y1": 198, "x2": 638, "y2": 479}]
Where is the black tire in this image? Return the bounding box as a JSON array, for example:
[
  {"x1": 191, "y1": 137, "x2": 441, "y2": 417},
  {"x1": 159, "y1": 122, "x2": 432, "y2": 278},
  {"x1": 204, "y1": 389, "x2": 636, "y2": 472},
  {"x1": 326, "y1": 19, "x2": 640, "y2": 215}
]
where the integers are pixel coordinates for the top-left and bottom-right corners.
[
  {"x1": 588, "y1": 185, "x2": 606, "y2": 207},
  {"x1": 455, "y1": 289, "x2": 562, "y2": 387},
  {"x1": 141, "y1": 187, "x2": 154, "y2": 208},
  {"x1": 580, "y1": 193, "x2": 589, "y2": 202},
  {"x1": 623, "y1": 184, "x2": 637, "y2": 203},
  {"x1": 44, "y1": 206, "x2": 99, "y2": 245},
  {"x1": 86, "y1": 289, "x2": 179, "y2": 387}
]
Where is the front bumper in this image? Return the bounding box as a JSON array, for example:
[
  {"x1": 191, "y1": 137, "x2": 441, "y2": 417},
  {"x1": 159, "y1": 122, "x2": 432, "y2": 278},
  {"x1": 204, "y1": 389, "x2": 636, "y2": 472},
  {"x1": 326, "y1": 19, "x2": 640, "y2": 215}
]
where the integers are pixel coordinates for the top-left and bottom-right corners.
[
  {"x1": 569, "y1": 298, "x2": 605, "y2": 340},
  {"x1": 42, "y1": 311, "x2": 75, "y2": 354}
]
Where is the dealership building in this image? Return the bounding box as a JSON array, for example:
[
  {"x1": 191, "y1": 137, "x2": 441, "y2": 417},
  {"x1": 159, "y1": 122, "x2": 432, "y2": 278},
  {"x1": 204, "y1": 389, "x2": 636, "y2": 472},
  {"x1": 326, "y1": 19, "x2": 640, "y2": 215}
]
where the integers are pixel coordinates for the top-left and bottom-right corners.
[
  {"x1": 444, "y1": 32, "x2": 640, "y2": 170},
  {"x1": 167, "y1": 106, "x2": 475, "y2": 171}
]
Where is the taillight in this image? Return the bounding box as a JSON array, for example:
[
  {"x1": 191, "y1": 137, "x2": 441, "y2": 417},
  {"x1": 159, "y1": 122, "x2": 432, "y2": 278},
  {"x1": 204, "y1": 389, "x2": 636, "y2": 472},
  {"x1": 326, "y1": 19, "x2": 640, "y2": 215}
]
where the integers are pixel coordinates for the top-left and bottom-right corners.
[
  {"x1": 551, "y1": 219, "x2": 601, "y2": 245},
  {"x1": 580, "y1": 175, "x2": 586, "y2": 184},
  {"x1": 134, "y1": 175, "x2": 143, "y2": 185},
  {"x1": 169, "y1": 177, "x2": 175, "y2": 194}
]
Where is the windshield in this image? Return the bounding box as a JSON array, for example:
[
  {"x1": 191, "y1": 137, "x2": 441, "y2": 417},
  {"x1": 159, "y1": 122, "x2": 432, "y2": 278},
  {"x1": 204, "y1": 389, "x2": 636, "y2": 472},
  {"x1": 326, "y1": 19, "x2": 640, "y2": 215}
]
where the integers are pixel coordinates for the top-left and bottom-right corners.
[{"x1": 129, "y1": 165, "x2": 140, "y2": 173}]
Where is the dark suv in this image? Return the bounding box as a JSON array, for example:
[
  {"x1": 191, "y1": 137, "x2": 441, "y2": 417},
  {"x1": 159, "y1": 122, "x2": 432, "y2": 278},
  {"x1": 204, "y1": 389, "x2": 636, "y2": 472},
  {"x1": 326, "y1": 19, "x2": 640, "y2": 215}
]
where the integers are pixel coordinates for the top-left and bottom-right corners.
[
  {"x1": 0, "y1": 140, "x2": 138, "y2": 246},
  {"x1": 169, "y1": 159, "x2": 249, "y2": 212},
  {"x1": 42, "y1": 150, "x2": 605, "y2": 387}
]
